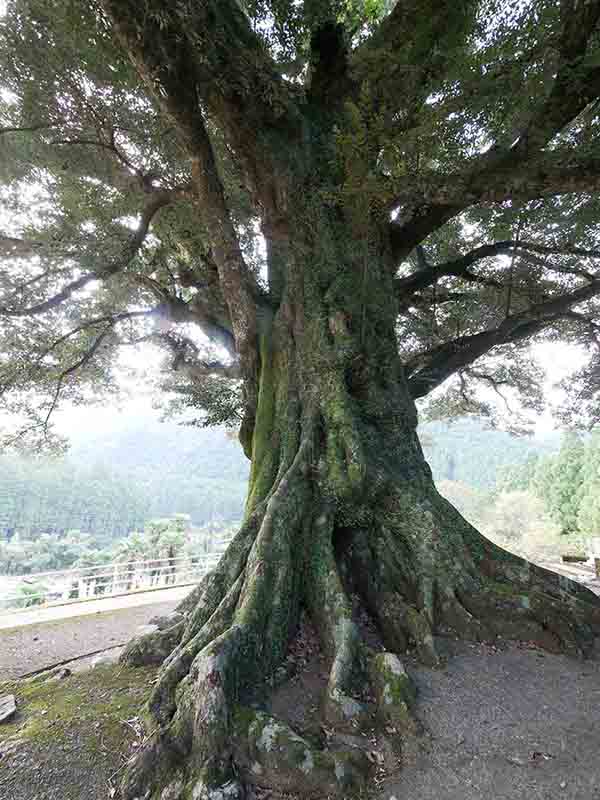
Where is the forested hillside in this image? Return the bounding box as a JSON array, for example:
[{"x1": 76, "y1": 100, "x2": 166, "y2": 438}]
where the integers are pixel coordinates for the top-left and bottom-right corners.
[
  {"x1": 422, "y1": 418, "x2": 558, "y2": 487},
  {"x1": 0, "y1": 418, "x2": 249, "y2": 543},
  {"x1": 0, "y1": 415, "x2": 552, "y2": 543}
]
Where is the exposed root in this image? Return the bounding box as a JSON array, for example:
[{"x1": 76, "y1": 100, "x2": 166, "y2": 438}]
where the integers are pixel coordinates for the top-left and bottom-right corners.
[
  {"x1": 121, "y1": 619, "x2": 187, "y2": 667},
  {"x1": 233, "y1": 707, "x2": 370, "y2": 795},
  {"x1": 439, "y1": 587, "x2": 492, "y2": 642},
  {"x1": 368, "y1": 651, "x2": 418, "y2": 734},
  {"x1": 118, "y1": 451, "x2": 600, "y2": 799},
  {"x1": 120, "y1": 437, "x2": 378, "y2": 800},
  {"x1": 147, "y1": 575, "x2": 245, "y2": 726},
  {"x1": 339, "y1": 527, "x2": 440, "y2": 667},
  {"x1": 305, "y1": 508, "x2": 371, "y2": 729}
]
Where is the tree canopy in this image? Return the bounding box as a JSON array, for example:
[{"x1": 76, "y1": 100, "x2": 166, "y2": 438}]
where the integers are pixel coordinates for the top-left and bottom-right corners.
[
  {"x1": 1, "y1": 0, "x2": 600, "y2": 446},
  {"x1": 4, "y1": 5, "x2": 600, "y2": 799}
]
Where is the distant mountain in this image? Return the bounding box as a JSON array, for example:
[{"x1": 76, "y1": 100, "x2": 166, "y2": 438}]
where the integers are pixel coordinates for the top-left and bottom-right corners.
[
  {"x1": 420, "y1": 417, "x2": 560, "y2": 488},
  {"x1": 0, "y1": 412, "x2": 559, "y2": 543}
]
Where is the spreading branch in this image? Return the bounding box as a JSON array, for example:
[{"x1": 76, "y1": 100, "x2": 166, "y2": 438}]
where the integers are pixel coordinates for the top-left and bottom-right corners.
[
  {"x1": 159, "y1": 332, "x2": 241, "y2": 382},
  {"x1": 0, "y1": 235, "x2": 43, "y2": 259},
  {"x1": 0, "y1": 189, "x2": 182, "y2": 317},
  {"x1": 100, "y1": 0, "x2": 299, "y2": 180},
  {"x1": 388, "y1": 1, "x2": 600, "y2": 256},
  {"x1": 98, "y1": 6, "x2": 266, "y2": 414},
  {"x1": 353, "y1": 0, "x2": 475, "y2": 115},
  {"x1": 395, "y1": 239, "x2": 600, "y2": 297},
  {"x1": 407, "y1": 277, "x2": 600, "y2": 398}
]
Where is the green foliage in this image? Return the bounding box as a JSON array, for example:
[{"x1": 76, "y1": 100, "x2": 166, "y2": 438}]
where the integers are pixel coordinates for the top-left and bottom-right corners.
[
  {"x1": 0, "y1": 0, "x2": 599, "y2": 448},
  {"x1": 420, "y1": 417, "x2": 555, "y2": 488},
  {"x1": 499, "y1": 428, "x2": 600, "y2": 538},
  {"x1": 0, "y1": 418, "x2": 248, "y2": 549},
  {"x1": 12, "y1": 579, "x2": 48, "y2": 607},
  {"x1": 576, "y1": 430, "x2": 600, "y2": 535}
]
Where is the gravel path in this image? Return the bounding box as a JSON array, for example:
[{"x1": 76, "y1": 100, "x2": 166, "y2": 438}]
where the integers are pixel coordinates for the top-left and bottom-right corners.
[
  {"x1": 385, "y1": 639, "x2": 600, "y2": 800},
  {"x1": 0, "y1": 598, "x2": 180, "y2": 678}
]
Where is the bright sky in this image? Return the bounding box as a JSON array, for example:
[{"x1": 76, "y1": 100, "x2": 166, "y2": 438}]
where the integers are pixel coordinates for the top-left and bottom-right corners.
[{"x1": 533, "y1": 342, "x2": 587, "y2": 436}]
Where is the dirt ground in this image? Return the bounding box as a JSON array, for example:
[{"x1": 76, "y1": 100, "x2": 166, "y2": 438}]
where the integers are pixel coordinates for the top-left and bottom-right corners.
[
  {"x1": 387, "y1": 638, "x2": 600, "y2": 800},
  {"x1": 2, "y1": 632, "x2": 599, "y2": 800}
]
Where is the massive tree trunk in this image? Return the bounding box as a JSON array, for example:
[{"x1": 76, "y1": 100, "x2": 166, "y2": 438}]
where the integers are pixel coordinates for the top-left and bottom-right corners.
[{"x1": 119, "y1": 208, "x2": 600, "y2": 800}]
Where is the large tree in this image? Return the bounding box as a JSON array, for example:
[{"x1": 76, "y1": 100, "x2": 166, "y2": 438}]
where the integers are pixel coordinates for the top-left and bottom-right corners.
[{"x1": 2, "y1": 1, "x2": 600, "y2": 796}]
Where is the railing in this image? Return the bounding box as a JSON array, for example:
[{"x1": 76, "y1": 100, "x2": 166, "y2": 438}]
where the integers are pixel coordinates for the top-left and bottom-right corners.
[{"x1": 0, "y1": 539, "x2": 232, "y2": 612}]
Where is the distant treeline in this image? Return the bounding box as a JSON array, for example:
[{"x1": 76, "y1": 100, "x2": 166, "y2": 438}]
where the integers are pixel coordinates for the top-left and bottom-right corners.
[
  {"x1": 499, "y1": 430, "x2": 600, "y2": 537},
  {"x1": 420, "y1": 418, "x2": 557, "y2": 488},
  {"x1": 0, "y1": 420, "x2": 249, "y2": 544}
]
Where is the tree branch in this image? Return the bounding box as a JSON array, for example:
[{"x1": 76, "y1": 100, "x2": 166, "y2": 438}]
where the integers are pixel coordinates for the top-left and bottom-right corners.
[
  {"x1": 388, "y1": 1, "x2": 600, "y2": 255},
  {"x1": 353, "y1": 1, "x2": 476, "y2": 115},
  {"x1": 407, "y1": 277, "x2": 600, "y2": 398},
  {"x1": 0, "y1": 189, "x2": 181, "y2": 317},
  {"x1": 158, "y1": 332, "x2": 241, "y2": 382},
  {"x1": 0, "y1": 235, "x2": 43, "y2": 259},
  {"x1": 395, "y1": 239, "x2": 600, "y2": 296},
  {"x1": 96, "y1": 14, "x2": 264, "y2": 412},
  {"x1": 100, "y1": 0, "x2": 299, "y2": 179}
]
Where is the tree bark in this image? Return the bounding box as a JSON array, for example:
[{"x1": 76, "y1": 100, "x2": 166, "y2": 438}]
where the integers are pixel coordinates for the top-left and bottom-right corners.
[{"x1": 119, "y1": 212, "x2": 600, "y2": 800}]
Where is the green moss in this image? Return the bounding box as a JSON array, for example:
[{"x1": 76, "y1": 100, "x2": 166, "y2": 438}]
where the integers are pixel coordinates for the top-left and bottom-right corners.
[
  {"x1": 0, "y1": 664, "x2": 158, "y2": 750},
  {"x1": 487, "y1": 579, "x2": 523, "y2": 597},
  {"x1": 246, "y1": 329, "x2": 278, "y2": 514}
]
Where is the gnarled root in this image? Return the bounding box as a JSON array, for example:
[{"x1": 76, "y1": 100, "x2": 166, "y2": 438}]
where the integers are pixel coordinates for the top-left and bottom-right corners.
[
  {"x1": 233, "y1": 708, "x2": 370, "y2": 795},
  {"x1": 119, "y1": 440, "x2": 379, "y2": 800},
  {"x1": 119, "y1": 471, "x2": 600, "y2": 799}
]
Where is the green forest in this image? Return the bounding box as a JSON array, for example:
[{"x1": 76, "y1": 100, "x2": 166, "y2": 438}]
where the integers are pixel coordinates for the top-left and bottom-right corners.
[{"x1": 3, "y1": 414, "x2": 593, "y2": 578}]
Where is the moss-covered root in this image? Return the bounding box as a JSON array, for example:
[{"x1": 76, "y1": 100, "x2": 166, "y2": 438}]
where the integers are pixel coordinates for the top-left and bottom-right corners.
[
  {"x1": 120, "y1": 440, "x2": 312, "y2": 800},
  {"x1": 369, "y1": 652, "x2": 418, "y2": 734},
  {"x1": 233, "y1": 707, "x2": 371, "y2": 796},
  {"x1": 304, "y1": 509, "x2": 371, "y2": 729},
  {"x1": 340, "y1": 528, "x2": 440, "y2": 668},
  {"x1": 120, "y1": 619, "x2": 186, "y2": 667},
  {"x1": 444, "y1": 500, "x2": 600, "y2": 657}
]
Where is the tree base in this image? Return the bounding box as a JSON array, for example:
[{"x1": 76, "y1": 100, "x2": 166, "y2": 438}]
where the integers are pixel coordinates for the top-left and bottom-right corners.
[{"x1": 117, "y1": 465, "x2": 600, "y2": 800}]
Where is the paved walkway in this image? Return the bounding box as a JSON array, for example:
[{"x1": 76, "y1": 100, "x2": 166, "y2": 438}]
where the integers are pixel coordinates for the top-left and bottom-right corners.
[
  {"x1": 0, "y1": 584, "x2": 191, "y2": 630},
  {"x1": 0, "y1": 594, "x2": 185, "y2": 679}
]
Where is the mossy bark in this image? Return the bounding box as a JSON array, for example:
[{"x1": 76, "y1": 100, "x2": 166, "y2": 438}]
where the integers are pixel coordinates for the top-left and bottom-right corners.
[{"x1": 119, "y1": 212, "x2": 600, "y2": 800}]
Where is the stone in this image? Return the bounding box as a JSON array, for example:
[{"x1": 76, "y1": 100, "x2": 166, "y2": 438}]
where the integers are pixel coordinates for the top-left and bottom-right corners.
[
  {"x1": 0, "y1": 695, "x2": 16, "y2": 724},
  {"x1": 369, "y1": 652, "x2": 418, "y2": 733},
  {"x1": 46, "y1": 667, "x2": 71, "y2": 682},
  {"x1": 149, "y1": 612, "x2": 184, "y2": 629}
]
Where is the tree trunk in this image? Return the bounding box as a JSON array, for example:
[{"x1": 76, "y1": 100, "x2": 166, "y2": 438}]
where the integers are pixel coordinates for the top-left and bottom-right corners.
[{"x1": 119, "y1": 213, "x2": 600, "y2": 800}]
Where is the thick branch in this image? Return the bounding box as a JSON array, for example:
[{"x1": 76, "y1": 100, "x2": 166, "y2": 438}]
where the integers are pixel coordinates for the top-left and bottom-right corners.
[
  {"x1": 0, "y1": 235, "x2": 43, "y2": 259},
  {"x1": 407, "y1": 278, "x2": 600, "y2": 397},
  {"x1": 101, "y1": 0, "x2": 299, "y2": 178},
  {"x1": 395, "y1": 241, "x2": 512, "y2": 295},
  {"x1": 395, "y1": 239, "x2": 600, "y2": 296},
  {"x1": 389, "y1": 1, "x2": 600, "y2": 255},
  {"x1": 492, "y1": 1, "x2": 600, "y2": 163},
  {"x1": 159, "y1": 332, "x2": 241, "y2": 382},
  {"x1": 353, "y1": 1, "x2": 475, "y2": 114},
  {"x1": 95, "y1": 20, "x2": 262, "y2": 407}
]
